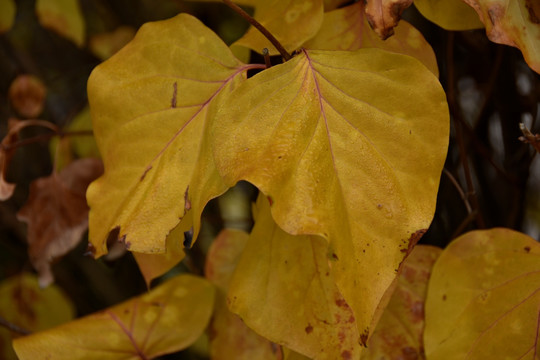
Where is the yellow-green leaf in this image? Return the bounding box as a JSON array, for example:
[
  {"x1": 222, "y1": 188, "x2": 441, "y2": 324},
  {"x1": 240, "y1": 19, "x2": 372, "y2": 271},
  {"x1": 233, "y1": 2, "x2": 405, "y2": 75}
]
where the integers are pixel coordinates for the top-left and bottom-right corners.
[
  {"x1": 89, "y1": 26, "x2": 136, "y2": 61},
  {"x1": 233, "y1": 0, "x2": 324, "y2": 55},
  {"x1": 227, "y1": 195, "x2": 362, "y2": 359},
  {"x1": 86, "y1": 13, "x2": 264, "y2": 257},
  {"x1": 304, "y1": 2, "x2": 439, "y2": 76},
  {"x1": 365, "y1": 0, "x2": 413, "y2": 39},
  {"x1": 361, "y1": 245, "x2": 442, "y2": 359},
  {"x1": 462, "y1": 0, "x2": 540, "y2": 73},
  {"x1": 13, "y1": 274, "x2": 215, "y2": 360},
  {"x1": 414, "y1": 0, "x2": 484, "y2": 30},
  {"x1": 213, "y1": 48, "x2": 449, "y2": 343},
  {"x1": 205, "y1": 228, "x2": 281, "y2": 360},
  {"x1": 424, "y1": 228, "x2": 540, "y2": 359},
  {"x1": 35, "y1": 0, "x2": 85, "y2": 46},
  {"x1": 0, "y1": 273, "x2": 74, "y2": 360},
  {"x1": 0, "y1": 0, "x2": 16, "y2": 34}
]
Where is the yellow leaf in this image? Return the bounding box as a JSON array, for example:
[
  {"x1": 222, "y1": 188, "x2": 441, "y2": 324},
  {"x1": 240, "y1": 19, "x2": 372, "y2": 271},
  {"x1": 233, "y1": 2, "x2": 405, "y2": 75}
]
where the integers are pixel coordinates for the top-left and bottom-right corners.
[
  {"x1": 205, "y1": 228, "x2": 281, "y2": 360},
  {"x1": 304, "y1": 2, "x2": 439, "y2": 76},
  {"x1": 227, "y1": 195, "x2": 363, "y2": 359},
  {"x1": 361, "y1": 245, "x2": 442, "y2": 359},
  {"x1": 86, "y1": 13, "x2": 265, "y2": 257},
  {"x1": 462, "y1": 0, "x2": 540, "y2": 74},
  {"x1": 0, "y1": 0, "x2": 16, "y2": 33},
  {"x1": 365, "y1": 0, "x2": 413, "y2": 39},
  {"x1": 213, "y1": 48, "x2": 449, "y2": 343},
  {"x1": 234, "y1": 0, "x2": 324, "y2": 55},
  {"x1": 35, "y1": 0, "x2": 85, "y2": 46},
  {"x1": 424, "y1": 228, "x2": 540, "y2": 359},
  {"x1": 414, "y1": 0, "x2": 484, "y2": 30},
  {"x1": 13, "y1": 274, "x2": 215, "y2": 360},
  {"x1": 0, "y1": 273, "x2": 74, "y2": 360}
]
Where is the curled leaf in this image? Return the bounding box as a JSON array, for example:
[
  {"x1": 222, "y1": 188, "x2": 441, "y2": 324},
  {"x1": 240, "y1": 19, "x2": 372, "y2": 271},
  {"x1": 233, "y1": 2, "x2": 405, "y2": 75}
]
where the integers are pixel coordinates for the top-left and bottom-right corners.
[
  {"x1": 364, "y1": 0, "x2": 413, "y2": 39},
  {"x1": 13, "y1": 274, "x2": 215, "y2": 360},
  {"x1": 17, "y1": 158, "x2": 103, "y2": 287},
  {"x1": 424, "y1": 228, "x2": 540, "y2": 359}
]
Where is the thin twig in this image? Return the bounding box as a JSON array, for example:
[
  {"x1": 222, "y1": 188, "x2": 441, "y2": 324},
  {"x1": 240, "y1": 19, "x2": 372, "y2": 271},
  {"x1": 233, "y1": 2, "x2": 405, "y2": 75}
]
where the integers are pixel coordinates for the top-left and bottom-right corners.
[
  {"x1": 443, "y1": 168, "x2": 473, "y2": 214},
  {"x1": 0, "y1": 314, "x2": 31, "y2": 335},
  {"x1": 519, "y1": 122, "x2": 540, "y2": 154},
  {"x1": 222, "y1": 0, "x2": 291, "y2": 61},
  {"x1": 262, "y1": 48, "x2": 272, "y2": 68}
]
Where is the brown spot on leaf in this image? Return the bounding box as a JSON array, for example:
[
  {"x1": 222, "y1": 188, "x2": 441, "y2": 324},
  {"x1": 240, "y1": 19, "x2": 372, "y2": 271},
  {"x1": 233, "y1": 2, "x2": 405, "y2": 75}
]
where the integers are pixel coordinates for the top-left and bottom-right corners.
[
  {"x1": 332, "y1": 253, "x2": 339, "y2": 260},
  {"x1": 267, "y1": 196, "x2": 273, "y2": 206},
  {"x1": 305, "y1": 324, "x2": 313, "y2": 334},
  {"x1": 360, "y1": 327, "x2": 369, "y2": 347},
  {"x1": 402, "y1": 346, "x2": 418, "y2": 359},
  {"x1": 184, "y1": 186, "x2": 191, "y2": 212},
  {"x1": 171, "y1": 82, "x2": 177, "y2": 108},
  {"x1": 341, "y1": 350, "x2": 352, "y2": 359},
  {"x1": 335, "y1": 298, "x2": 348, "y2": 308},
  {"x1": 524, "y1": 246, "x2": 531, "y2": 253},
  {"x1": 411, "y1": 301, "x2": 424, "y2": 321},
  {"x1": 442, "y1": 294, "x2": 447, "y2": 301},
  {"x1": 526, "y1": 0, "x2": 540, "y2": 23}
]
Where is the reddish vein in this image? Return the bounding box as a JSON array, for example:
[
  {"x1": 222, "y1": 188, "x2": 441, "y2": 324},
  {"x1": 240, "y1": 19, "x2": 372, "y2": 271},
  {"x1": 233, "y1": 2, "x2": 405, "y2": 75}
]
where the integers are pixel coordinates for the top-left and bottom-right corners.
[{"x1": 107, "y1": 310, "x2": 148, "y2": 360}]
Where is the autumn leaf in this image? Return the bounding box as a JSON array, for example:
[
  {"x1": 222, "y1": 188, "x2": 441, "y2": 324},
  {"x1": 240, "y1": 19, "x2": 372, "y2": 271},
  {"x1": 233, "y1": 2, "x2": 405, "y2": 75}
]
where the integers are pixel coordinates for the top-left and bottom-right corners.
[
  {"x1": 414, "y1": 0, "x2": 484, "y2": 30},
  {"x1": 213, "y1": 48, "x2": 449, "y2": 343},
  {"x1": 462, "y1": 0, "x2": 540, "y2": 73},
  {"x1": 323, "y1": 0, "x2": 351, "y2": 11},
  {"x1": 0, "y1": 273, "x2": 74, "y2": 360},
  {"x1": 8, "y1": 75, "x2": 47, "y2": 118},
  {"x1": 233, "y1": 0, "x2": 324, "y2": 55},
  {"x1": 205, "y1": 228, "x2": 281, "y2": 360},
  {"x1": 424, "y1": 228, "x2": 540, "y2": 359},
  {"x1": 13, "y1": 275, "x2": 215, "y2": 360},
  {"x1": 35, "y1": 0, "x2": 85, "y2": 46},
  {"x1": 88, "y1": 26, "x2": 136, "y2": 61},
  {"x1": 364, "y1": 0, "x2": 413, "y2": 39},
  {"x1": 225, "y1": 195, "x2": 363, "y2": 359},
  {"x1": 303, "y1": 2, "x2": 439, "y2": 76},
  {"x1": 360, "y1": 245, "x2": 442, "y2": 359},
  {"x1": 86, "y1": 13, "x2": 265, "y2": 257},
  {"x1": 17, "y1": 158, "x2": 103, "y2": 287},
  {"x1": 0, "y1": 0, "x2": 16, "y2": 33}
]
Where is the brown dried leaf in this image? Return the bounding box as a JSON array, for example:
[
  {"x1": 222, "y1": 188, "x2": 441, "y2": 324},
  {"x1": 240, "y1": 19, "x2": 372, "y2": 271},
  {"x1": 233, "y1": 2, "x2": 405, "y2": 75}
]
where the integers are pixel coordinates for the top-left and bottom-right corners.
[
  {"x1": 365, "y1": 0, "x2": 414, "y2": 39},
  {"x1": 8, "y1": 75, "x2": 47, "y2": 118},
  {"x1": 17, "y1": 158, "x2": 103, "y2": 287}
]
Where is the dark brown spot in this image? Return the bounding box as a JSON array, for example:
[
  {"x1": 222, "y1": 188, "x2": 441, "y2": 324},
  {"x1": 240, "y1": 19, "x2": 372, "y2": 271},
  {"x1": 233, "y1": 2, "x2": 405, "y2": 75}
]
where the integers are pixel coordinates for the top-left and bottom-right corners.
[
  {"x1": 140, "y1": 166, "x2": 152, "y2": 181},
  {"x1": 341, "y1": 350, "x2": 352, "y2": 359},
  {"x1": 526, "y1": 0, "x2": 540, "y2": 23},
  {"x1": 348, "y1": 315, "x2": 355, "y2": 323},
  {"x1": 171, "y1": 82, "x2": 177, "y2": 108},
  {"x1": 332, "y1": 253, "x2": 339, "y2": 260},
  {"x1": 402, "y1": 346, "x2": 418, "y2": 360},
  {"x1": 325, "y1": 271, "x2": 329, "y2": 276},
  {"x1": 277, "y1": 156, "x2": 282, "y2": 159},
  {"x1": 305, "y1": 324, "x2": 313, "y2": 334},
  {"x1": 267, "y1": 196, "x2": 273, "y2": 206},
  {"x1": 284, "y1": 260, "x2": 288, "y2": 264},
  {"x1": 442, "y1": 294, "x2": 447, "y2": 301},
  {"x1": 124, "y1": 309, "x2": 130, "y2": 314},
  {"x1": 335, "y1": 298, "x2": 347, "y2": 308},
  {"x1": 184, "y1": 186, "x2": 191, "y2": 212},
  {"x1": 524, "y1": 246, "x2": 531, "y2": 253},
  {"x1": 360, "y1": 327, "x2": 369, "y2": 347}
]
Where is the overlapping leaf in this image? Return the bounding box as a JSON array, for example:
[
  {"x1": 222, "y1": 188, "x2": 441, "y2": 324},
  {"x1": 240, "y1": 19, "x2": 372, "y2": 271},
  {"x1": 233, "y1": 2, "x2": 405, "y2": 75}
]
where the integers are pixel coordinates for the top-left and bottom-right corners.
[
  {"x1": 13, "y1": 275, "x2": 215, "y2": 360},
  {"x1": 361, "y1": 245, "x2": 442, "y2": 359},
  {"x1": 227, "y1": 195, "x2": 362, "y2": 359},
  {"x1": 462, "y1": 0, "x2": 540, "y2": 73},
  {"x1": 364, "y1": 0, "x2": 413, "y2": 39},
  {"x1": 303, "y1": 2, "x2": 439, "y2": 76},
  {"x1": 424, "y1": 228, "x2": 540, "y2": 359},
  {"x1": 233, "y1": 0, "x2": 324, "y2": 55},
  {"x1": 213, "y1": 48, "x2": 449, "y2": 342},
  {"x1": 86, "y1": 13, "x2": 264, "y2": 257},
  {"x1": 0, "y1": 273, "x2": 74, "y2": 360},
  {"x1": 35, "y1": 0, "x2": 85, "y2": 46},
  {"x1": 0, "y1": 0, "x2": 16, "y2": 33},
  {"x1": 205, "y1": 228, "x2": 281, "y2": 360},
  {"x1": 414, "y1": 0, "x2": 484, "y2": 30}
]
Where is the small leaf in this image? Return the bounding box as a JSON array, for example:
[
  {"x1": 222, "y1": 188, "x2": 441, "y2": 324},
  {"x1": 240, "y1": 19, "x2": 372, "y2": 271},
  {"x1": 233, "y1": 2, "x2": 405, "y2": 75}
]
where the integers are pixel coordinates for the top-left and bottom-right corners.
[
  {"x1": 227, "y1": 195, "x2": 362, "y2": 359},
  {"x1": 364, "y1": 0, "x2": 413, "y2": 39},
  {"x1": 414, "y1": 0, "x2": 484, "y2": 30},
  {"x1": 13, "y1": 274, "x2": 215, "y2": 360},
  {"x1": 424, "y1": 228, "x2": 540, "y2": 359},
  {"x1": 462, "y1": 0, "x2": 540, "y2": 73},
  {"x1": 0, "y1": 0, "x2": 16, "y2": 33},
  {"x1": 205, "y1": 228, "x2": 281, "y2": 360},
  {"x1": 213, "y1": 48, "x2": 449, "y2": 343},
  {"x1": 35, "y1": 0, "x2": 85, "y2": 46},
  {"x1": 86, "y1": 13, "x2": 264, "y2": 257},
  {"x1": 17, "y1": 158, "x2": 103, "y2": 287},
  {"x1": 0, "y1": 273, "x2": 74, "y2": 360},
  {"x1": 304, "y1": 2, "x2": 439, "y2": 76},
  {"x1": 8, "y1": 75, "x2": 47, "y2": 118},
  {"x1": 361, "y1": 245, "x2": 442, "y2": 359},
  {"x1": 233, "y1": 0, "x2": 324, "y2": 55}
]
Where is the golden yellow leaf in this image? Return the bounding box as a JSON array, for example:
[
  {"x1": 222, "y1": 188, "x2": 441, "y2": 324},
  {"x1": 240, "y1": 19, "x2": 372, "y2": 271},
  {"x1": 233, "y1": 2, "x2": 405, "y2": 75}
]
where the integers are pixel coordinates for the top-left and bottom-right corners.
[
  {"x1": 0, "y1": 0, "x2": 16, "y2": 33},
  {"x1": 424, "y1": 228, "x2": 540, "y2": 359},
  {"x1": 86, "y1": 13, "x2": 265, "y2": 257},
  {"x1": 35, "y1": 0, "x2": 85, "y2": 46},
  {"x1": 365, "y1": 0, "x2": 413, "y2": 39},
  {"x1": 213, "y1": 48, "x2": 449, "y2": 344},
  {"x1": 303, "y1": 2, "x2": 439, "y2": 76},
  {"x1": 414, "y1": 0, "x2": 484, "y2": 30},
  {"x1": 205, "y1": 228, "x2": 281, "y2": 360},
  {"x1": 13, "y1": 274, "x2": 215, "y2": 360},
  {"x1": 227, "y1": 195, "x2": 362, "y2": 359},
  {"x1": 462, "y1": 0, "x2": 540, "y2": 74},
  {"x1": 234, "y1": 0, "x2": 324, "y2": 55},
  {"x1": 361, "y1": 245, "x2": 442, "y2": 359},
  {"x1": 0, "y1": 273, "x2": 74, "y2": 360}
]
